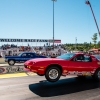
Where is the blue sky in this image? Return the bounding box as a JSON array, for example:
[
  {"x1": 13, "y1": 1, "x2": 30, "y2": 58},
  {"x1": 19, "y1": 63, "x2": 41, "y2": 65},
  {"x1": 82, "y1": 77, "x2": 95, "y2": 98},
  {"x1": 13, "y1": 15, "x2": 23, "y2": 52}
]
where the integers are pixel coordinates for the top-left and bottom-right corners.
[{"x1": 0, "y1": 0, "x2": 100, "y2": 45}]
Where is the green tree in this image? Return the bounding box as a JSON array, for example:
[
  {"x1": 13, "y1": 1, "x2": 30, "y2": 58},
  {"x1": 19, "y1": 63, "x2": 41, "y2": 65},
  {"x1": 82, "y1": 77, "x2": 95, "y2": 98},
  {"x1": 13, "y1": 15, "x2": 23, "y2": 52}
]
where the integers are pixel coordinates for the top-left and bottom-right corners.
[
  {"x1": 92, "y1": 33, "x2": 98, "y2": 48},
  {"x1": 97, "y1": 41, "x2": 100, "y2": 48}
]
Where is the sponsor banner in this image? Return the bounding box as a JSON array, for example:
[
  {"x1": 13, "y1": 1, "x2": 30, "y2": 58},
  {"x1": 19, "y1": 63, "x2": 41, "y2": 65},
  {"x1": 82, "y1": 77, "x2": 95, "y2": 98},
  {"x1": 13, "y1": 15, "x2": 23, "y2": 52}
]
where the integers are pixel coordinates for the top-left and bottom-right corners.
[
  {"x1": 0, "y1": 66, "x2": 24, "y2": 74},
  {"x1": 49, "y1": 39, "x2": 61, "y2": 43},
  {"x1": 0, "y1": 38, "x2": 61, "y2": 43},
  {"x1": 54, "y1": 40, "x2": 61, "y2": 43}
]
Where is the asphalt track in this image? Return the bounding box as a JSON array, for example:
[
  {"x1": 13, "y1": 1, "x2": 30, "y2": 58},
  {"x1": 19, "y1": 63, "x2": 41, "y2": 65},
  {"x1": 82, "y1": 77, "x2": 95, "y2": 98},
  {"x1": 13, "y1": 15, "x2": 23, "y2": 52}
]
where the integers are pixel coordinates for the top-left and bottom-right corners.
[
  {"x1": 0, "y1": 74, "x2": 100, "y2": 100},
  {"x1": 0, "y1": 72, "x2": 30, "y2": 78}
]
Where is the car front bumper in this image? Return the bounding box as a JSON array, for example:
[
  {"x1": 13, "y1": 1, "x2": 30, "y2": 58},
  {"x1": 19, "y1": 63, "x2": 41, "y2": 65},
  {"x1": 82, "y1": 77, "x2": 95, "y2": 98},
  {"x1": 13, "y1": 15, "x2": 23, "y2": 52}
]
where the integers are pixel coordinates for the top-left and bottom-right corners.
[
  {"x1": 24, "y1": 67, "x2": 37, "y2": 76},
  {"x1": 24, "y1": 64, "x2": 45, "y2": 75}
]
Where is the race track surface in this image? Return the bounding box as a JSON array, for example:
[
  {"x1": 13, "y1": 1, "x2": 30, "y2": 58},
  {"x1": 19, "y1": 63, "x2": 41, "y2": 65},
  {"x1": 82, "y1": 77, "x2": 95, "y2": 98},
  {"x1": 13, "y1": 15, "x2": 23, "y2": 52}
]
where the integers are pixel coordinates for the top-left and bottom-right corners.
[{"x1": 0, "y1": 75, "x2": 100, "y2": 100}]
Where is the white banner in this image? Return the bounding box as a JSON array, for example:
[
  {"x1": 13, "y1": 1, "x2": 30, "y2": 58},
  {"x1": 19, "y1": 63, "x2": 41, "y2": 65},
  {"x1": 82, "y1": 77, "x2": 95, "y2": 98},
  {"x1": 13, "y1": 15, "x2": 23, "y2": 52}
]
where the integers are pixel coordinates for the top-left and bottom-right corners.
[
  {"x1": 0, "y1": 39, "x2": 49, "y2": 42},
  {"x1": 0, "y1": 38, "x2": 61, "y2": 43}
]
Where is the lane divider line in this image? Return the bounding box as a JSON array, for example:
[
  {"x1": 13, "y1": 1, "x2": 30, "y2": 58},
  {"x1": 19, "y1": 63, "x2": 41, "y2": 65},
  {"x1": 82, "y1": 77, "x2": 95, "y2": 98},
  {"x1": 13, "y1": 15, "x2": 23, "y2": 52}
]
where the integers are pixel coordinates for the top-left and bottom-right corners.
[{"x1": 0, "y1": 72, "x2": 36, "y2": 78}]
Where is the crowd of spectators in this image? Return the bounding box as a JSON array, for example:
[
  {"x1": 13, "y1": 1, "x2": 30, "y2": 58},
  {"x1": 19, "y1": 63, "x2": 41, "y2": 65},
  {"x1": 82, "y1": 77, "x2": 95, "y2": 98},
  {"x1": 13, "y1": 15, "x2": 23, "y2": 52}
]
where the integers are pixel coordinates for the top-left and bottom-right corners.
[
  {"x1": 0, "y1": 44, "x2": 17, "y2": 50},
  {"x1": 0, "y1": 44, "x2": 65, "y2": 58},
  {"x1": 0, "y1": 44, "x2": 100, "y2": 58},
  {"x1": 0, "y1": 44, "x2": 65, "y2": 51},
  {"x1": 0, "y1": 44, "x2": 31, "y2": 51}
]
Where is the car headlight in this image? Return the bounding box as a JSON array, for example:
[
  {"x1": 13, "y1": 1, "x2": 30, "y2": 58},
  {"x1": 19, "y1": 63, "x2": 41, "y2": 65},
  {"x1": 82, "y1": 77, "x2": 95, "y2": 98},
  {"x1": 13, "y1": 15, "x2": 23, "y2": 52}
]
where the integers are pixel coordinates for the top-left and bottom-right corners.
[{"x1": 27, "y1": 66, "x2": 31, "y2": 68}]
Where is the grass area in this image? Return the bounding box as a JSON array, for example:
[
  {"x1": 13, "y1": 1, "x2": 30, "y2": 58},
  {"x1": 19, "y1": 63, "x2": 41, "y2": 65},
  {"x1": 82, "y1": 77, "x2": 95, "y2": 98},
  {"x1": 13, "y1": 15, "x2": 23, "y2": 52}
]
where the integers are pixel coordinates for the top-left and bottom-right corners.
[{"x1": 0, "y1": 58, "x2": 7, "y2": 64}]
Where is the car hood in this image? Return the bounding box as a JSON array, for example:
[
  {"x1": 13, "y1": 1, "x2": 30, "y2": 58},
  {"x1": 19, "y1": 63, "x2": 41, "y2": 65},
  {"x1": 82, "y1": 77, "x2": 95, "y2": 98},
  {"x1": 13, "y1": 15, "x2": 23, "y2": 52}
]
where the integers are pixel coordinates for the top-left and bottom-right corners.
[
  {"x1": 25, "y1": 58, "x2": 65, "y2": 63},
  {"x1": 5, "y1": 56, "x2": 19, "y2": 58}
]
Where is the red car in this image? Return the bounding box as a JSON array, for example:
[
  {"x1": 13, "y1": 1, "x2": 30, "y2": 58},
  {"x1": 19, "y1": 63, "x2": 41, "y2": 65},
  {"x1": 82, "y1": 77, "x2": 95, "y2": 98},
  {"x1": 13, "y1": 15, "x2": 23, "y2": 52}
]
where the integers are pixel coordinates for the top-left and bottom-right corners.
[{"x1": 24, "y1": 53, "x2": 100, "y2": 82}]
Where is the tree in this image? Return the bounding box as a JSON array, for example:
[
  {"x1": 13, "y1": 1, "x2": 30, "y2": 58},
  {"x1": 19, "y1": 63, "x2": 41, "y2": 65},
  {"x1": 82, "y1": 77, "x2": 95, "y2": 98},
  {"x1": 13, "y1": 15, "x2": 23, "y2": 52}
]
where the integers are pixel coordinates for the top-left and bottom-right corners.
[
  {"x1": 92, "y1": 33, "x2": 98, "y2": 48},
  {"x1": 83, "y1": 42, "x2": 90, "y2": 51},
  {"x1": 97, "y1": 41, "x2": 100, "y2": 48}
]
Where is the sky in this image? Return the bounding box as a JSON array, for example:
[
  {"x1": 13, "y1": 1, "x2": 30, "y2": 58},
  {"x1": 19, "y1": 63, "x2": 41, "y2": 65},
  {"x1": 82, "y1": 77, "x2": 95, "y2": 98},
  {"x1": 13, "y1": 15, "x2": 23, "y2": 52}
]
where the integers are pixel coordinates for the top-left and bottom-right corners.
[{"x1": 0, "y1": 0, "x2": 100, "y2": 46}]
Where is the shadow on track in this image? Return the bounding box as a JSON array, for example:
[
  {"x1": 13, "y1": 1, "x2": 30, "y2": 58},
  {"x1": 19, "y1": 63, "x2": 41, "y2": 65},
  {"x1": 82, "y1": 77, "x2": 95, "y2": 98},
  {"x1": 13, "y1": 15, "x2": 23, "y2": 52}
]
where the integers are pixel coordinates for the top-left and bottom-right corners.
[{"x1": 29, "y1": 76, "x2": 100, "y2": 97}]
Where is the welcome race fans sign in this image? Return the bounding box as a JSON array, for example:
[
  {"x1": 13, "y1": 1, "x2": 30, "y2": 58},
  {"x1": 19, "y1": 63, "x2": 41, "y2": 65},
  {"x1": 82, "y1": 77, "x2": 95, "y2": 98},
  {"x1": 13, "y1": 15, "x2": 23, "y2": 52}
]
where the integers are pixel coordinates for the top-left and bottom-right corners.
[{"x1": 0, "y1": 38, "x2": 61, "y2": 43}]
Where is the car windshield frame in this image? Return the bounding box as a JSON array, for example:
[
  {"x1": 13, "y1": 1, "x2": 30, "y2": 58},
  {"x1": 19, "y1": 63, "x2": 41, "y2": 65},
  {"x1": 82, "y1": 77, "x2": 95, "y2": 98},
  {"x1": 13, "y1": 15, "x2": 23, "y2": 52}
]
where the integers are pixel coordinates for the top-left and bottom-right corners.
[
  {"x1": 93, "y1": 55, "x2": 100, "y2": 60},
  {"x1": 56, "y1": 53, "x2": 75, "y2": 60},
  {"x1": 18, "y1": 52, "x2": 24, "y2": 56}
]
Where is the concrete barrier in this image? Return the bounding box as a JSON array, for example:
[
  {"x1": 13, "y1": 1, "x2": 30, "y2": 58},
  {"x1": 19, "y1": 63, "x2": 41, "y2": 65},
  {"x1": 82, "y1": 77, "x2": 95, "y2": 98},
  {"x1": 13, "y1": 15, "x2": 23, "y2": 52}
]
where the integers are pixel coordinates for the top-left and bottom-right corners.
[
  {"x1": 0, "y1": 65, "x2": 24, "y2": 74},
  {"x1": 0, "y1": 63, "x2": 24, "y2": 67}
]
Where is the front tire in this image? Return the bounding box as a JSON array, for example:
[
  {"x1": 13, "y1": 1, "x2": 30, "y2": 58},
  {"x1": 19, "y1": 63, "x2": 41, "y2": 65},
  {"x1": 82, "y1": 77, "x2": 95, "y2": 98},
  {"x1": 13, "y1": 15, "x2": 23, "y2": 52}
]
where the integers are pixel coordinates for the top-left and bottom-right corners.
[
  {"x1": 45, "y1": 66, "x2": 61, "y2": 82},
  {"x1": 8, "y1": 60, "x2": 15, "y2": 66}
]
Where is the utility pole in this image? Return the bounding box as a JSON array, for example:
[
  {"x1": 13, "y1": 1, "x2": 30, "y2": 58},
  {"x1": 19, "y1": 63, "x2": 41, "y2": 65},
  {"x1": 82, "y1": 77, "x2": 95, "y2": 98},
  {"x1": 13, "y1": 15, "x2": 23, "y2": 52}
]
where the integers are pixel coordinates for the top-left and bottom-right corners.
[
  {"x1": 51, "y1": 0, "x2": 57, "y2": 50},
  {"x1": 85, "y1": 0, "x2": 100, "y2": 36}
]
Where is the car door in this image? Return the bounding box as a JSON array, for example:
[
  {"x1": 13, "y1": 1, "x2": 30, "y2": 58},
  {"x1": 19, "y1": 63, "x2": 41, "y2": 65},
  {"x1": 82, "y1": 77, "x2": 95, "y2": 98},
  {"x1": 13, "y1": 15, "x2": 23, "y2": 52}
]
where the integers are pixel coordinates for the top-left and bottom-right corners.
[
  {"x1": 21, "y1": 53, "x2": 28, "y2": 62},
  {"x1": 67, "y1": 54, "x2": 93, "y2": 74},
  {"x1": 31, "y1": 53, "x2": 40, "y2": 58},
  {"x1": 25, "y1": 53, "x2": 35, "y2": 61}
]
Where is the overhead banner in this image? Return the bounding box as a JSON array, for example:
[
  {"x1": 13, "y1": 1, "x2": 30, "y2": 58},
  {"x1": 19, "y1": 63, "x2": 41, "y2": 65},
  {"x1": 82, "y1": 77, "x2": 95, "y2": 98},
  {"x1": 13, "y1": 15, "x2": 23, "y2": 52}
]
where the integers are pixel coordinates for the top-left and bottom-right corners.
[
  {"x1": 0, "y1": 39, "x2": 48, "y2": 42},
  {"x1": 0, "y1": 38, "x2": 61, "y2": 43}
]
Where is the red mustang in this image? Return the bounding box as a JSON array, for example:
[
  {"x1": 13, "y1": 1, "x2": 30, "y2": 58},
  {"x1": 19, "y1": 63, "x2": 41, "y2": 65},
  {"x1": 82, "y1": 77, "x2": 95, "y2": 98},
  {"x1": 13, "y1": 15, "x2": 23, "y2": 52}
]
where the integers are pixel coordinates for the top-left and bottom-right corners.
[{"x1": 24, "y1": 53, "x2": 100, "y2": 82}]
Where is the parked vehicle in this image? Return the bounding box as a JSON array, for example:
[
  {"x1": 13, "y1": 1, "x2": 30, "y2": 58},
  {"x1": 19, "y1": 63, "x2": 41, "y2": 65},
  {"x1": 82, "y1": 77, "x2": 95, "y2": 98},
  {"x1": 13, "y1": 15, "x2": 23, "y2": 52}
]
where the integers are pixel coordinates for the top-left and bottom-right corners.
[{"x1": 5, "y1": 52, "x2": 47, "y2": 65}]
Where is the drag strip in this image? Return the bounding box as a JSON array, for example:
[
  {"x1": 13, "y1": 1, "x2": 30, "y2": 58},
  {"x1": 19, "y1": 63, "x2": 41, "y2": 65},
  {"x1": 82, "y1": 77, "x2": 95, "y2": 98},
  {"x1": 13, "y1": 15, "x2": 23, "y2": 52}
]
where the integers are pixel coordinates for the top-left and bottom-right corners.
[
  {"x1": 0, "y1": 72, "x2": 28, "y2": 78},
  {"x1": 0, "y1": 76, "x2": 100, "y2": 100}
]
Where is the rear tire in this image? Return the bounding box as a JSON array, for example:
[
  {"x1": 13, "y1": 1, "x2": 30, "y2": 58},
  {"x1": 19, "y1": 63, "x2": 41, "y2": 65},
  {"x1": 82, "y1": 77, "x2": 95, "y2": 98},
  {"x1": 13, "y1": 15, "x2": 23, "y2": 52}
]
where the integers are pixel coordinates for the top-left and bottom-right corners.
[
  {"x1": 8, "y1": 60, "x2": 15, "y2": 66},
  {"x1": 45, "y1": 66, "x2": 61, "y2": 82},
  {"x1": 92, "y1": 69, "x2": 100, "y2": 81}
]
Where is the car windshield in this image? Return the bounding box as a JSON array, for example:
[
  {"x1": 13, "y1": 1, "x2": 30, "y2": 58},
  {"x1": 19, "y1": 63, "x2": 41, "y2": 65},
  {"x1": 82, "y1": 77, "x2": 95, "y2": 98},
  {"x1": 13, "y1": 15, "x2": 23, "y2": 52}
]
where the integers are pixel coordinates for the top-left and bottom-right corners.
[
  {"x1": 57, "y1": 53, "x2": 75, "y2": 60},
  {"x1": 18, "y1": 53, "x2": 23, "y2": 56},
  {"x1": 93, "y1": 55, "x2": 100, "y2": 60}
]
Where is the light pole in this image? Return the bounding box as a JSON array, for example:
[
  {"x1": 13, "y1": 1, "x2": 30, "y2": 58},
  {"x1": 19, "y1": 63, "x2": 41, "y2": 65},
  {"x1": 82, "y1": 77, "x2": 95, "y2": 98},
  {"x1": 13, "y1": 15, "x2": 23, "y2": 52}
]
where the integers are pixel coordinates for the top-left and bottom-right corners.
[
  {"x1": 75, "y1": 37, "x2": 77, "y2": 50},
  {"x1": 51, "y1": 0, "x2": 56, "y2": 50},
  {"x1": 85, "y1": 0, "x2": 100, "y2": 36}
]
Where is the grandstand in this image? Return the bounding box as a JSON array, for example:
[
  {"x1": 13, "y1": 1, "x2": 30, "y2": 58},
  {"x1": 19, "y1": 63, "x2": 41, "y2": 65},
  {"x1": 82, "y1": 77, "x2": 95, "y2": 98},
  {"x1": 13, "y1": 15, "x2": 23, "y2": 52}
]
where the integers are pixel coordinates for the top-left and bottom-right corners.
[
  {"x1": 0, "y1": 38, "x2": 66, "y2": 57},
  {"x1": 0, "y1": 43, "x2": 67, "y2": 58},
  {"x1": 0, "y1": 38, "x2": 68, "y2": 58}
]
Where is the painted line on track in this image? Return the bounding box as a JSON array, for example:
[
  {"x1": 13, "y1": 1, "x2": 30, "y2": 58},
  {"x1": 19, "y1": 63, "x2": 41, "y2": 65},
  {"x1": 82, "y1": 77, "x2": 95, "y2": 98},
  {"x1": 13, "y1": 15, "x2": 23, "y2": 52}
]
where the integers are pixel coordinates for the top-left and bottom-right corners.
[{"x1": 0, "y1": 72, "x2": 36, "y2": 78}]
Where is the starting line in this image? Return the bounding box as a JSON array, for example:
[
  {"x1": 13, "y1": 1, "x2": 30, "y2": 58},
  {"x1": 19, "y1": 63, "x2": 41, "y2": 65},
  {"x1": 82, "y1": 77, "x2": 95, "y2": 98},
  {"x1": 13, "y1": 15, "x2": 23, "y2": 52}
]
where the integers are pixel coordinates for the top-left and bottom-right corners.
[{"x1": 0, "y1": 72, "x2": 36, "y2": 78}]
